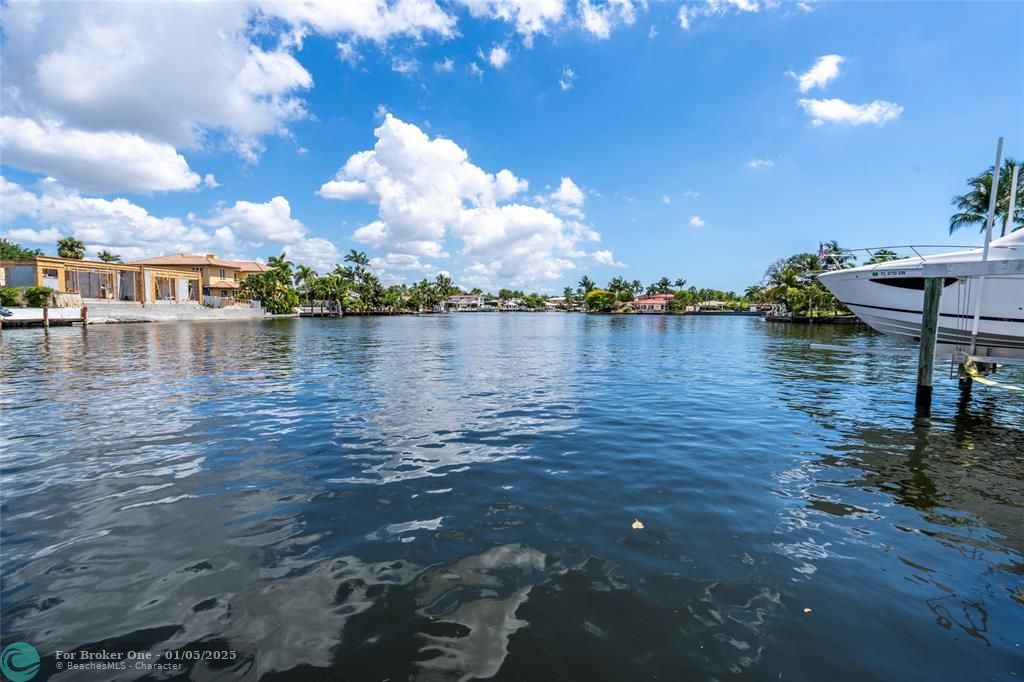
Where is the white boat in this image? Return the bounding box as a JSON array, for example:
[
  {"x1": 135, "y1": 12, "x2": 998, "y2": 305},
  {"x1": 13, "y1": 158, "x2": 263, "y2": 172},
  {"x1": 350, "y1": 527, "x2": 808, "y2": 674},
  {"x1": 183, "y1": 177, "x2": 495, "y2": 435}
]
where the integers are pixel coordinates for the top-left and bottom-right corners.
[{"x1": 817, "y1": 229, "x2": 1024, "y2": 361}]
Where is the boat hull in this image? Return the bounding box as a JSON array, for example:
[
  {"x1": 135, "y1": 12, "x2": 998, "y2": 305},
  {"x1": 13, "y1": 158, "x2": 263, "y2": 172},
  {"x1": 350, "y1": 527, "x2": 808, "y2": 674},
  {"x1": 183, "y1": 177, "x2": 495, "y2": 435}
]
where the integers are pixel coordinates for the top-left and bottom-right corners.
[{"x1": 818, "y1": 267, "x2": 1024, "y2": 361}]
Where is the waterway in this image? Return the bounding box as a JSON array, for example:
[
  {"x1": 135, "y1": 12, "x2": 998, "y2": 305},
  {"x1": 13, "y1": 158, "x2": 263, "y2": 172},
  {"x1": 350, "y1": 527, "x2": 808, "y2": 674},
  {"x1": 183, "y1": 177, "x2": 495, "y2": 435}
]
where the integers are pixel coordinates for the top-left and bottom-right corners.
[{"x1": 1, "y1": 315, "x2": 1021, "y2": 680}]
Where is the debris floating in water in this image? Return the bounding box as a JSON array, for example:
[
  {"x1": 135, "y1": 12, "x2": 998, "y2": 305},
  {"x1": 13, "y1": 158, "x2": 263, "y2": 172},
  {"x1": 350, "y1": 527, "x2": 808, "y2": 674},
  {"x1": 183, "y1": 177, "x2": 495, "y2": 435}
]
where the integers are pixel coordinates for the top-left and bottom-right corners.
[
  {"x1": 803, "y1": 608, "x2": 812, "y2": 613},
  {"x1": 632, "y1": 519, "x2": 644, "y2": 530}
]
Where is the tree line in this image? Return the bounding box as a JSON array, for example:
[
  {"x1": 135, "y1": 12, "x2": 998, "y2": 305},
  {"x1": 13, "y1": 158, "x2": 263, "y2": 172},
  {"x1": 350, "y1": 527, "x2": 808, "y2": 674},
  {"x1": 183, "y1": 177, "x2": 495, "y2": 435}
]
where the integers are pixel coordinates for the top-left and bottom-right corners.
[{"x1": 239, "y1": 250, "x2": 463, "y2": 315}]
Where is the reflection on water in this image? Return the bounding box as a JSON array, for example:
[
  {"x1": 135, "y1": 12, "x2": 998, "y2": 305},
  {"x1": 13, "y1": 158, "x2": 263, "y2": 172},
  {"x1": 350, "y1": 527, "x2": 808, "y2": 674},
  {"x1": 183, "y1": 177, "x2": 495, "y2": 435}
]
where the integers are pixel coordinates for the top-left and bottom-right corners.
[{"x1": 1, "y1": 316, "x2": 1021, "y2": 680}]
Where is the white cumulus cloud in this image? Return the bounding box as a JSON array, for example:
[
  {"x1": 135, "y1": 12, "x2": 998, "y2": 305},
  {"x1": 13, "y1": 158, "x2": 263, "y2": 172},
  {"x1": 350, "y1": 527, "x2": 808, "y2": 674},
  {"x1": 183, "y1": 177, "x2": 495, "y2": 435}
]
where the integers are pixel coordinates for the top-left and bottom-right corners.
[
  {"x1": 2, "y1": 2, "x2": 313, "y2": 166},
  {"x1": 680, "y1": 0, "x2": 767, "y2": 30},
  {"x1": 486, "y1": 44, "x2": 511, "y2": 69},
  {"x1": 284, "y1": 237, "x2": 342, "y2": 273},
  {"x1": 579, "y1": 0, "x2": 638, "y2": 39},
  {"x1": 0, "y1": 176, "x2": 231, "y2": 258},
  {"x1": 550, "y1": 177, "x2": 585, "y2": 216},
  {"x1": 4, "y1": 227, "x2": 63, "y2": 244},
  {"x1": 689, "y1": 215, "x2": 705, "y2": 228},
  {"x1": 456, "y1": 0, "x2": 566, "y2": 45},
  {"x1": 260, "y1": 0, "x2": 457, "y2": 42},
  {"x1": 1, "y1": 176, "x2": 319, "y2": 262},
  {"x1": 746, "y1": 158, "x2": 775, "y2": 168},
  {"x1": 391, "y1": 56, "x2": 419, "y2": 74},
  {"x1": 206, "y1": 196, "x2": 307, "y2": 245},
  {"x1": 318, "y1": 114, "x2": 601, "y2": 286},
  {"x1": 592, "y1": 249, "x2": 624, "y2": 266},
  {"x1": 0, "y1": 116, "x2": 202, "y2": 193},
  {"x1": 797, "y1": 98, "x2": 903, "y2": 126},
  {"x1": 789, "y1": 54, "x2": 844, "y2": 93}
]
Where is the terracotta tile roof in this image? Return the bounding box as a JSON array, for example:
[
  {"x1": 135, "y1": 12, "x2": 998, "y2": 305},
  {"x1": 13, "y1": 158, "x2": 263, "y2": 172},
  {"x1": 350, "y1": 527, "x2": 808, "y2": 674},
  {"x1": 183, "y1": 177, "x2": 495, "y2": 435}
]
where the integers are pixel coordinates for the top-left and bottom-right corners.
[
  {"x1": 632, "y1": 297, "x2": 670, "y2": 305},
  {"x1": 130, "y1": 253, "x2": 236, "y2": 268},
  {"x1": 129, "y1": 253, "x2": 269, "y2": 272},
  {"x1": 226, "y1": 260, "x2": 270, "y2": 272}
]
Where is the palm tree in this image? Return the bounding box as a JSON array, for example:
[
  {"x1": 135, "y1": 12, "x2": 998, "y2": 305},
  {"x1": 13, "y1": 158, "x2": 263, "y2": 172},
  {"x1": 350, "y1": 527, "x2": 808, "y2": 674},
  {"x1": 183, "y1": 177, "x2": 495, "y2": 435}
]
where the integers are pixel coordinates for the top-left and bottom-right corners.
[
  {"x1": 744, "y1": 284, "x2": 765, "y2": 302},
  {"x1": 866, "y1": 248, "x2": 899, "y2": 264},
  {"x1": 647, "y1": 277, "x2": 673, "y2": 295},
  {"x1": 607, "y1": 276, "x2": 632, "y2": 301},
  {"x1": 578, "y1": 275, "x2": 596, "y2": 297},
  {"x1": 344, "y1": 249, "x2": 370, "y2": 267},
  {"x1": 434, "y1": 273, "x2": 457, "y2": 305},
  {"x1": 294, "y1": 265, "x2": 317, "y2": 305},
  {"x1": 96, "y1": 250, "x2": 122, "y2": 262},
  {"x1": 950, "y1": 158, "x2": 1022, "y2": 235},
  {"x1": 674, "y1": 278, "x2": 687, "y2": 289},
  {"x1": 268, "y1": 252, "x2": 294, "y2": 278},
  {"x1": 562, "y1": 286, "x2": 576, "y2": 307},
  {"x1": 57, "y1": 237, "x2": 85, "y2": 259},
  {"x1": 821, "y1": 240, "x2": 854, "y2": 268}
]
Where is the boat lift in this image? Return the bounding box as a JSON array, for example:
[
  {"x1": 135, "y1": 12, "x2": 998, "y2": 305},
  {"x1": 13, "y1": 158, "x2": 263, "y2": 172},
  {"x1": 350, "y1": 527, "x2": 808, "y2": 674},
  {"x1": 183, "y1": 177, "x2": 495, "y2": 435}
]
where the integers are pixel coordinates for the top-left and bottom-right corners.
[{"x1": 811, "y1": 137, "x2": 1023, "y2": 417}]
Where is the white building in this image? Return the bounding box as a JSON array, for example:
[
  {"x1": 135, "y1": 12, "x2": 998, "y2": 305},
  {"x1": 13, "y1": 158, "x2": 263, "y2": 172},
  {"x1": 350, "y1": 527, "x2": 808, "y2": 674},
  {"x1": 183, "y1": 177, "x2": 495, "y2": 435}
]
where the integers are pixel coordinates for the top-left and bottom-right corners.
[{"x1": 447, "y1": 294, "x2": 485, "y2": 311}]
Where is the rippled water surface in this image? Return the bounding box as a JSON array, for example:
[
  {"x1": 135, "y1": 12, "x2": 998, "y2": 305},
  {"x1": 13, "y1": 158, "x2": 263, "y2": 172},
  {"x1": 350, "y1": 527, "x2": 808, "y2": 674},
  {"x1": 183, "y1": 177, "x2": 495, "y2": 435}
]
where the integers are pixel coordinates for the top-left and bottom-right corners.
[{"x1": 2, "y1": 315, "x2": 1022, "y2": 681}]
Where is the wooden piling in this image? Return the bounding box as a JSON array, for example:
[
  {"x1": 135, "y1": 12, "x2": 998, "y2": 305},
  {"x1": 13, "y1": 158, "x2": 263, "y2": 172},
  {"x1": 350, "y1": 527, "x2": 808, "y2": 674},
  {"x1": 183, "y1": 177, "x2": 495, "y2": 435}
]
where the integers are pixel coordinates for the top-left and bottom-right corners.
[
  {"x1": 915, "y1": 277, "x2": 943, "y2": 417},
  {"x1": 42, "y1": 305, "x2": 49, "y2": 328}
]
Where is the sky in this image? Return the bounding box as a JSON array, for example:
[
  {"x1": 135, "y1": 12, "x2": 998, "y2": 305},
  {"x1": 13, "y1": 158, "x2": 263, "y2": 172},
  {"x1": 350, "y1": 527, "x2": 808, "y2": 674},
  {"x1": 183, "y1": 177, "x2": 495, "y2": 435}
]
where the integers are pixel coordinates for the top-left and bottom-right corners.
[{"x1": 1, "y1": 0, "x2": 1022, "y2": 293}]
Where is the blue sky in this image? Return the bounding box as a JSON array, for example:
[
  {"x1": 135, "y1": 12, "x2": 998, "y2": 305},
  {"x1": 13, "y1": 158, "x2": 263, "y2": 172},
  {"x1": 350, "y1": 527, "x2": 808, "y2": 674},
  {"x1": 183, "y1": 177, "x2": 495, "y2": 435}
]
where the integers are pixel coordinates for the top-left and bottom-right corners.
[{"x1": 1, "y1": 1, "x2": 1022, "y2": 292}]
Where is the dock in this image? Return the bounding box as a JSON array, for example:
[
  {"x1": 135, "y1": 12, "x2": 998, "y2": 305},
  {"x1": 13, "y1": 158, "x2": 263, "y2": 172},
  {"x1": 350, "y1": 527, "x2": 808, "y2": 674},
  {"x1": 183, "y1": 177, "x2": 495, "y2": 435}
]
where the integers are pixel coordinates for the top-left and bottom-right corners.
[
  {"x1": 298, "y1": 302, "x2": 343, "y2": 317},
  {"x1": 0, "y1": 306, "x2": 87, "y2": 328}
]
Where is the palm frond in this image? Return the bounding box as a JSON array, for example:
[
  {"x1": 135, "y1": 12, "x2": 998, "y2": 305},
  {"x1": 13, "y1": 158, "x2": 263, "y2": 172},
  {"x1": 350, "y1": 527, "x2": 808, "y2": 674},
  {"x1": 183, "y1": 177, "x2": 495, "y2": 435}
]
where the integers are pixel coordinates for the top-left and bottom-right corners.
[{"x1": 949, "y1": 211, "x2": 985, "y2": 234}]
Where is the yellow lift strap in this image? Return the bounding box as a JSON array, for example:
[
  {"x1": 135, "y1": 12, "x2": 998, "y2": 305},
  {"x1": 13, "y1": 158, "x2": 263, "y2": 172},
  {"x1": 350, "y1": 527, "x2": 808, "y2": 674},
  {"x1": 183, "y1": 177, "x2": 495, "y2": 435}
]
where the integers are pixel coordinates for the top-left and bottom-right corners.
[{"x1": 962, "y1": 359, "x2": 1024, "y2": 392}]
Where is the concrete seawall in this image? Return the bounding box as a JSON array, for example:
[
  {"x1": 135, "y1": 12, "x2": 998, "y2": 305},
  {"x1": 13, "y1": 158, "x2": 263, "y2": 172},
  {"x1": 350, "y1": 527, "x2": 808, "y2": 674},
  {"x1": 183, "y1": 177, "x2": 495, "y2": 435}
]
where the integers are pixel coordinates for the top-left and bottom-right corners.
[{"x1": 86, "y1": 302, "x2": 265, "y2": 324}]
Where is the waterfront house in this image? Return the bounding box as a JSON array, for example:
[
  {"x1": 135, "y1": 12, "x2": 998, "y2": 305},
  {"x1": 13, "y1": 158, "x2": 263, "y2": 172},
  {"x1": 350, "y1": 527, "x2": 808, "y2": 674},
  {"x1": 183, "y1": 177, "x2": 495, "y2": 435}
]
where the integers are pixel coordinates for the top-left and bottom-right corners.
[
  {"x1": 447, "y1": 294, "x2": 485, "y2": 311},
  {"x1": 698, "y1": 300, "x2": 726, "y2": 311},
  {"x1": 545, "y1": 296, "x2": 567, "y2": 310},
  {"x1": 1, "y1": 255, "x2": 201, "y2": 305},
  {"x1": 631, "y1": 293, "x2": 674, "y2": 312},
  {"x1": 130, "y1": 254, "x2": 269, "y2": 299}
]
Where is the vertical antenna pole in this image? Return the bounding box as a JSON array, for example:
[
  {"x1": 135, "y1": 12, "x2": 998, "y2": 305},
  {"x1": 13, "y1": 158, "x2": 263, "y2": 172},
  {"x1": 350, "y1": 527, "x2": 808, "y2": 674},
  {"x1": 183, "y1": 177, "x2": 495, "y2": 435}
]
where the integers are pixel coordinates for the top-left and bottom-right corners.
[
  {"x1": 1002, "y1": 163, "x2": 1019, "y2": 238},
  {"x1": 969, "y1": 137, "x2": 1003, "y2": 354}
]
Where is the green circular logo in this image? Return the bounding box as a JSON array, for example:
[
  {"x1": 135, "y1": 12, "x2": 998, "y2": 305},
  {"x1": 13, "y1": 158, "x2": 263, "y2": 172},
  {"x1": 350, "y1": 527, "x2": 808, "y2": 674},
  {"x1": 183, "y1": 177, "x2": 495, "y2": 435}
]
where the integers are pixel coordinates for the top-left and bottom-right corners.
[{"x1": 0, "y1": 642, "x2": 39, "y2": 682}]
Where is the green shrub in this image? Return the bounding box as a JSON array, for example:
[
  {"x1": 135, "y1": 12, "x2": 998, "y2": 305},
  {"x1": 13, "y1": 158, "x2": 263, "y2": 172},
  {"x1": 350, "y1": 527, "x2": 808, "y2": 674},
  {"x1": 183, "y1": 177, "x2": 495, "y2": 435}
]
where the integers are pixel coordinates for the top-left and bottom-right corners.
[
  {"x1": 585, "y1": 289, "x2": 618, "y2": 312},
  {"x1": 23, "y1": 286, "x2": 54, "y2": 307},
  {"x1": 0, "y1": 287, "x2": 20, "y2": 307}
]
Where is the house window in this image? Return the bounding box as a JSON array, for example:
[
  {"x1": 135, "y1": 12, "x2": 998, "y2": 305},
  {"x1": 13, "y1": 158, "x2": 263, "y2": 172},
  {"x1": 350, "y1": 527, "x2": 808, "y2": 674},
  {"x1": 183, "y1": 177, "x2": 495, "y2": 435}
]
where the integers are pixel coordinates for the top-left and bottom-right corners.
[
  {"x1": 42, "y1": 268, "x2": 59, "y2": 278},
  {"x1": 219, "y1": 268, "x2": 226, "y2": 278}
]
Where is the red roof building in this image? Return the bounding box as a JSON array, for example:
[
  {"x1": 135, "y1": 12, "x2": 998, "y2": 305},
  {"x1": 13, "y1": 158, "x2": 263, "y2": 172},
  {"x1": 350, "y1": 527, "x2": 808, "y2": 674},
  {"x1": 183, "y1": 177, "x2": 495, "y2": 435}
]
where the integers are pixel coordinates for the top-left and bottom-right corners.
[{"x1": 631, "y1": 293, "x2": 674, "y2": 312}]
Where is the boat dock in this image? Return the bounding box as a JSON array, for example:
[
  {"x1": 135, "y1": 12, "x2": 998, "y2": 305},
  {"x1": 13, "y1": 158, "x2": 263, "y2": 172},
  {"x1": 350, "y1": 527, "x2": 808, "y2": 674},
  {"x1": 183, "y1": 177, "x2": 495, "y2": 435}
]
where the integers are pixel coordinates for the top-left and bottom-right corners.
[
  {"x1": 298, "y1": 302, "x2": 343, "y2": 317},
  {"x1": 1, "y1": 306, "x2": 87, "y2": 328}
]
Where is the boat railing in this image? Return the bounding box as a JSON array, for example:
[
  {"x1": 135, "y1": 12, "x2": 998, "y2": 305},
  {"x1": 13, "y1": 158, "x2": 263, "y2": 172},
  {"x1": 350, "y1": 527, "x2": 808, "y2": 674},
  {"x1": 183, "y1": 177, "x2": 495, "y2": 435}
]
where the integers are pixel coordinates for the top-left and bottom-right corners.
[{"x1": 817, "y1": 244, "x2": 983, "y2": 270}]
